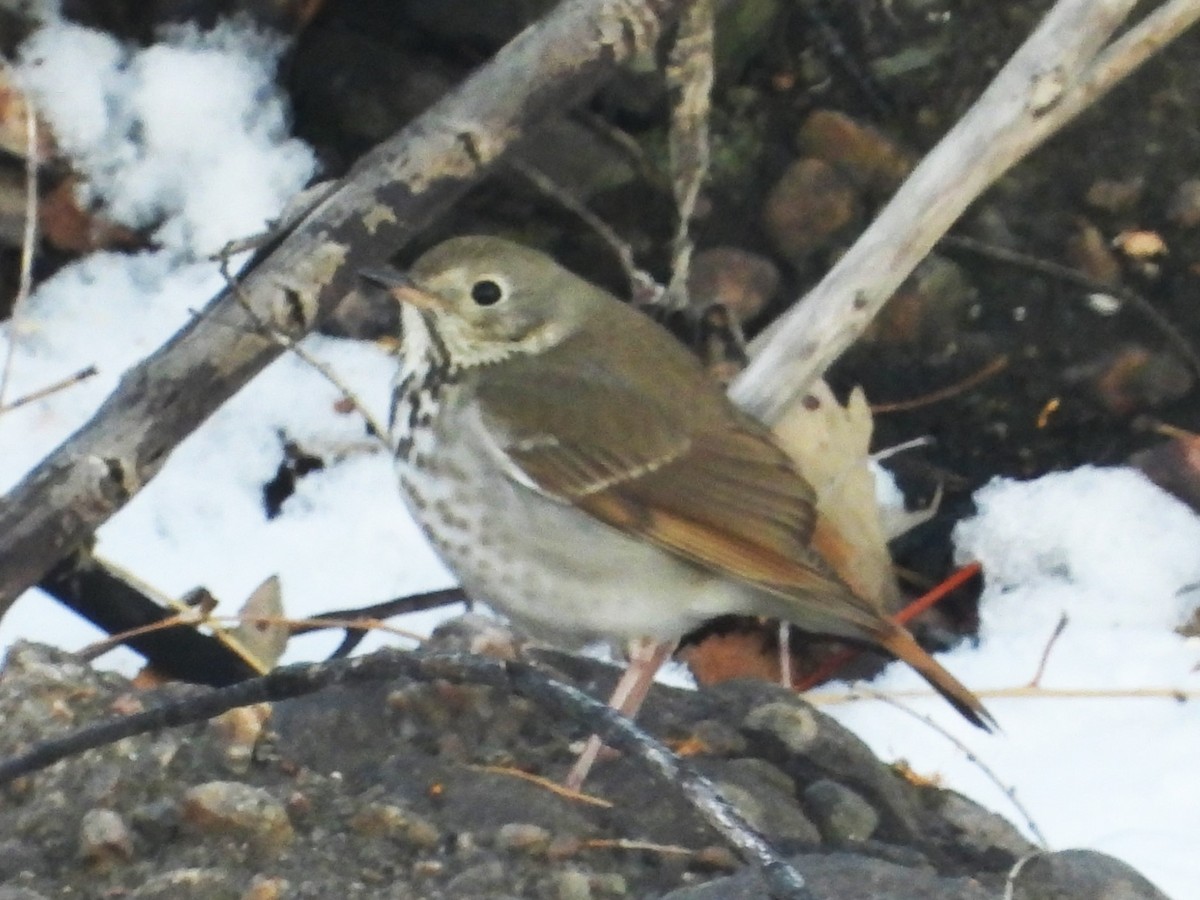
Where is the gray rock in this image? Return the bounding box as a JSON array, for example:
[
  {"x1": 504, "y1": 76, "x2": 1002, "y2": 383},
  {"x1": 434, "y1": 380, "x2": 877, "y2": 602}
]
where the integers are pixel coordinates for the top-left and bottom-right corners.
[
  {"x1": 803, "y1": 779, "x2": 880, "y2": 843},
  {"x1": 129, "y1": 868, "x2": 239, "y2": 900},
  {"x1": 1011, "y1": 849, "x2": 1171, "y2": 900},
  {"x1": 0, "y1": 889, "x2": 52, "y2": 900},
  {"x1": 660, "y1": 852, "x2": 993, "y2": 899},
  {"x1": 704, "y1": 757, "x2": 821, "y2": 845},
  {"x1": 79, "y1": 807, "x2": 135, "y2": 865},
  {"x1": 180, "y1": 782, "x2": 294, "y2": 852},
  {"x1": 935, "y1": 790, "x2": 1037, "y2": 858}
]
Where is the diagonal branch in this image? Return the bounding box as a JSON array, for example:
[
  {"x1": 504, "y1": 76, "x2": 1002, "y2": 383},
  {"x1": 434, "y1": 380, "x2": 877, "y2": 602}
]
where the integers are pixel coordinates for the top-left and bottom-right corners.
[
  {"x1": 730, "y1": 0, "x2": 1199, "y2": 424},
  {"x1": 0, "y1": 0, "x2": 691, "y2": 617}
]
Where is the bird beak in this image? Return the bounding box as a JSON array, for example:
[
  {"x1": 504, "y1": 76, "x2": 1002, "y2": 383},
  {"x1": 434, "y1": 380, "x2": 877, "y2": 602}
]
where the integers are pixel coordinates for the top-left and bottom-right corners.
[{"x1": 359, "y1": 266, "x2": 444, "y2": 311}]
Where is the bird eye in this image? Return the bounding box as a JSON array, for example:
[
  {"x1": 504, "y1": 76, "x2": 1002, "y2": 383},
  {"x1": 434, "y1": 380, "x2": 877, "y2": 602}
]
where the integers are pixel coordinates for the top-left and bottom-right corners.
[{"x1": 470, "y1": 279, "x2": 505, "y2": 306}]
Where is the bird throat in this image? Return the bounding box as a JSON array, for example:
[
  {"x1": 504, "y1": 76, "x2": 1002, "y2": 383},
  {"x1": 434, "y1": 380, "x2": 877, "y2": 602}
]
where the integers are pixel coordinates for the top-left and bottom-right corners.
[{"x1": 390, "y1": 306, "x2": 458, "y2": 464}]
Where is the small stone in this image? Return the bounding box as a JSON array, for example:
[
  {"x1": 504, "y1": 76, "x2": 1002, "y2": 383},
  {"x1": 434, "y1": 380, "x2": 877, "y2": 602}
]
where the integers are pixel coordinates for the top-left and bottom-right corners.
[
  {"x1": 1168, "y1": 178, "x2": 1200, "y2": 227},
  {"x1": 1113, "y1": 229, "x2": 1168, "y2": 259},
  {"x1": 130, "y1": 868, "x2": 239, "y2": 900},
  {"x1": 1084, "y1": 176, "x2": 1144, "y2": 213},
  {"x1": 427, "y1": 612, "x2": 523, "y2": 659},
  {"x1": 1131, "y1": 435, "x2": 1200, "y2": 516},
  {"x1": 687, "y1": 247, "x2": 780, "y2": 323},
  {"x1": 802, "y1": 779, "x2": 879, "y2": 842},
  {"x1": 692, "y1": 845, "x2": 740, "y2": 872},
  {"x1": 711, "y1": 758, "x2": 820, "y2": 844},
  {"x1": 743, "y1": 701, "x2": 820, "y2": 753},
  {"x1": 590, "y1": 872, "x2": 628, "y2": 896},
  {"x1": 1066, "y1": 220, "x2": 1121, "y2": 286},
  {"x1": 690, "y1": 718, "x2": 748, "y2": 756},
  {"x1": 796, "y1": 109, "x2": 912, "y2": 193},
  {"x1": 495, "y1": 822, "x2": 552, "y2": 854},
  {"x1": 1065, "y1": 343, "x2": 1194, "y2": 416},
  {"x1": 1011, "y1": 849, "x2": 1169, "y2": 900},
  {"x1": 553, "y1": 868, "x2": 592, "y2": 900},
  {"x1": 209, "y1": 704, "x2": 272, "y2": 774},
  {"x1": 763, "y1": 157, "x2": 860, "y2": 265},
  {"x1": 130, "y1": 798, "x2": 180, "y2": 844},
  {"x1": 79, "y1": 807, "x2": 135, "y2": 866},
  {"x1": 861, "y1": 254, "x2": 975, "y2": 350},
  {"x1": 241, "y1": 875, "x2": 288, "y2": 900},
  {"x1": 350, "y1": 802, "x2": 441, "y2": 849},
  {"x1": 936, "y1": 791, "x2": 1036, "y2": 858},
  {"x1": 181, "y1": 781, "x2": 294, "y2": 852}
]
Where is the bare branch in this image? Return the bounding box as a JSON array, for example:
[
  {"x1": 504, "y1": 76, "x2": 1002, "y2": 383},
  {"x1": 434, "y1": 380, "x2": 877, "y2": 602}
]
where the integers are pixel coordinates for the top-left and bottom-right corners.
[
  {"x1": 0, "y1": 0, "x2": 692, "y2": 617},
  {"x1": 729, "y1": 0, "x2": 1200, "y2": 424}
]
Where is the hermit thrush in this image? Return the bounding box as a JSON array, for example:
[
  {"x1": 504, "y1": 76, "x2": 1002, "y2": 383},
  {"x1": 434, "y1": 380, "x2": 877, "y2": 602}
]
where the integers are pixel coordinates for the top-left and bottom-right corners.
[{"x1": 365, "y1": 236, "x2": 993, "y2": 759}]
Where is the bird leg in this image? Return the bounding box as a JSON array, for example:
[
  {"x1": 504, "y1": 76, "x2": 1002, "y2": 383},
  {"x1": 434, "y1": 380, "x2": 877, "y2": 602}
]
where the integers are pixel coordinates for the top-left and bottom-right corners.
[{"x1": 563, "y1": 636, "x2": 677, "y2": 791}]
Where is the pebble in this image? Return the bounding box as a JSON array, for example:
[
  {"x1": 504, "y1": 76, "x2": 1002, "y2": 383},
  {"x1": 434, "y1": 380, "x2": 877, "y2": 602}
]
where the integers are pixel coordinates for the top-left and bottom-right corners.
[
  {"x1": 743, "y1": 701, "x2": 821, "y2": 754},
  {"x1": 553, "y1": 868, "x2": 592, "y2": 900},
  {"x1": 1131, "y1": 435, "x2": 1200, "y2": 514},
  {"x1": 1066, "y1": 343, "x2": 1194, "y2": 416},
  {"x1": 129, "y1": 867, "x2": 239, "y2": 900},
  {"x1": 795, "y1": 109, "x2": 912, "y2": 192},
  {"x1": 802, "y1": 779, "x2": 879, "y2": 842},
  {"x1": 181, "y1": 781, "x2": 294, "y2": 852},
  {"x1": 861, "y1": 253, "x2": 975, "y2": 350},
  {"x1": 1065, "y1": 220, "x2": 1121, "y2": 286},
  {"x1": 209, "y1": 704, "x2": 272, "y2": 774},
  {"x1": 350, "y1": 802, "x2": 441, "y2": 849},
  {"x1": 686, "y1": 247, "x2": 780, "y2": 323},
  {"x1": 712, "y1": 758, "x2": 820, "y2": 843},
  {"x1": 241, "y1": 875, "x2": 288, "y2": 900},
  {"x1": 1084, "y1": 176, "x2": 1144, "y2": 213},
  {"x1": 495, "y1": 822, "x2": 552, "y2": 855},
  {"x1": 79, "y1": 807, "x2": 135, "y2": 866},
  {"x1": 763, "y1": 157, "x2": 860, "y2": 264}
]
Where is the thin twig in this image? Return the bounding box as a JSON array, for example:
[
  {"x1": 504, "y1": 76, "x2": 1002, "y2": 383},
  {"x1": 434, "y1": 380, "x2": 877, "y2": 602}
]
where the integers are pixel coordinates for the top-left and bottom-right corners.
[
  {"x1": 849, "y1": 687, "x2": 1050, "y2": 849},
  {"x1": 1062, "y1": 0, "x2": 1200, "y2": 122},
  {"x1": 506, "y1": 157, "x2": 651, "y2": 298},
  {"x1": 1027, "y1": 614, "x2": 1068, "y2": 688},
  {"x1": 870, "y1": 356, "x2": 1010, "y2": 414},
  {"x1": 78, "y1": 612, "x2": 430, "y2": 664},
  {"x1": 467, "y1": 763, "x2": 614, "y2": 808},
  {"x1": 0, "y1": 648, "x2": 814, "y2": 899},
  {"x1": 0, "y1": 99, "x2": 40, "y2": 407},
  {"x1": 0, "y1": 365, "x2": 98, "y2": 414},
  {"x1": 216, "y1": 253, "x2": 391, "y2": 442},
  {"x1": 663, "y1": 0, "x2": 714, "y2": 310},
  {"x1": 582, "y1": 837, "x2": 697, "y2": 855},
  {"x1": 811, "y1": 685, "x2": 1200, "y2": 703}
]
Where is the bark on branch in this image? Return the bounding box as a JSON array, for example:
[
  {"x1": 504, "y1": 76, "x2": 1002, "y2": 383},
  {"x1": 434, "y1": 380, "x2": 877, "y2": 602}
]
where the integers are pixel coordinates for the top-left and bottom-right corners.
[{"x1": 0, "y1": 0, "x2": 690, "y2": 616}]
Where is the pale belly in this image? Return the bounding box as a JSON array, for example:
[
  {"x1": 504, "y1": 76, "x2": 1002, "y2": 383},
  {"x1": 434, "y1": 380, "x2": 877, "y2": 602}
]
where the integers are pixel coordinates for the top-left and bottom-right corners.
[{"x1": 392, "y1": 386, "x2": 753, "y2": 646}]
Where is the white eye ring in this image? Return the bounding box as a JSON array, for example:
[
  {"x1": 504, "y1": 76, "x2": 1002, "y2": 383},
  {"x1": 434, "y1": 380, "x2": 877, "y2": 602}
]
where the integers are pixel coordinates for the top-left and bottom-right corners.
[{"x1": 470, "y1": 275, "x2": 509, "y2": 306}]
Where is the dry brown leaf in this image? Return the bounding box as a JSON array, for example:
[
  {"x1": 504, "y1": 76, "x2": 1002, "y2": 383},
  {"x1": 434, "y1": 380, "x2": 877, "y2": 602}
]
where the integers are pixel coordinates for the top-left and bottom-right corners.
[{"x1": 771, "y1": 379, "x2": 900, "y2": 611}]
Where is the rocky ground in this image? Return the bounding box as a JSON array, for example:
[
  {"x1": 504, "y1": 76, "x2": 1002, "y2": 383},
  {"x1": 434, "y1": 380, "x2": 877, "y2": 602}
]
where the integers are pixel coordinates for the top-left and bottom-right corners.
[{"x1": 0, "y1": 638, "x2": 1170, "y2": 899}]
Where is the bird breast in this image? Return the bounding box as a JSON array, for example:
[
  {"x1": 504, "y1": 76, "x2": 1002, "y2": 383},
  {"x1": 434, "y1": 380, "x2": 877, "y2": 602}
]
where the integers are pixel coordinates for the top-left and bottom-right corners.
[{"x1": 389, "y1": 367, "x2": 755, "y2": 645}]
